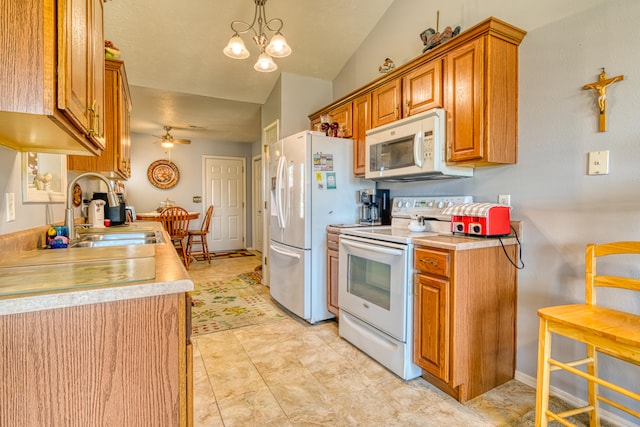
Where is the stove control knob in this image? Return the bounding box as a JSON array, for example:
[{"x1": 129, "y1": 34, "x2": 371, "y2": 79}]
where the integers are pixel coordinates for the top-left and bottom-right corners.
[
  {"x1": 427, "y1": 201, "x2": 435, "y2": 207},
  {"x1": 446, "y1": 201, "x2": 454, "y2": 207},
  {"x1": 396, "y1": 200, "x2": 404, "y2": 208},
  {"x1": 437, "y1": 201, "x2": 445, "y2": 209}
]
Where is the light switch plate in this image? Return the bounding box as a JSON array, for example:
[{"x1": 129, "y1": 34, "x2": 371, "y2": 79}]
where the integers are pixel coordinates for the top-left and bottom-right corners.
[
  {"x1": 588, "y1": 150, "x2": 609, "y2": 175},
  {"x1": 5, "y1": 192, "x2": 15, "y2": 222}
]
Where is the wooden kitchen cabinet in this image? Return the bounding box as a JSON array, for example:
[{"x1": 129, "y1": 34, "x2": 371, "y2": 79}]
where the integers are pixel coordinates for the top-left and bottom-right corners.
[
  {"x1": 0, "y1": 292, "x2": 192, "y2": 425},
  {"x1": 445, "y1": 24, "x2": 523, "y2": 165},
  {"x1": 0, "y1": 0, "x2": 105, "y2": 155},
  {"x1": 69, "y1": 59, "x2": 132, "y2": 179},
  {"x1": 371, "y1": 78, "x2": 402, "y2": 128},
  {"x1": 59, "y1": 0, "x2": 106, "y2": 148},
  {"x1": 326, "y1": 228, "x2": 341, "y2": 317},
  {"x1": 352, "y1": 93, "x2": 371, "y2": 176},
  {"x1": 329, "y1": 102, "x2": 353, "y2": 138},
  {"x1": 413, "y1": 244, "x2": 518, "y2": 402},
  {"x1": 310, "y1": 17, "x2": 525, "y2": 174},
  {"x1": 402, "y1": 59, "x2": 444, "y2": 117}
]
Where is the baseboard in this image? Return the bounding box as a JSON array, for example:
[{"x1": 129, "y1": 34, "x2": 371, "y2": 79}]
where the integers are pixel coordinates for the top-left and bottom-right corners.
[{"x1": 514, "y1": 370, "x2": 637, "y2": 427}]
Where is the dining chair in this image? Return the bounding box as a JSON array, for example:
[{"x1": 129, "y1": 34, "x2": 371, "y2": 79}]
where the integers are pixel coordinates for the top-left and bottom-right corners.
[
  {"x1": 535, "y1": 241, "x2": 640, "y2": 426},
  {"x1": 186, "y1": 205, "x2": 214, "y2": 264},
  {"x1": 159, "y1": 206, "x2": 191, "y2": 269}
]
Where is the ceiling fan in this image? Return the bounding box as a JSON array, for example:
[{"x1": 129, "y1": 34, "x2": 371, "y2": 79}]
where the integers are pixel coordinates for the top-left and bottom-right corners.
[{"x1": 154, "y1": 126, "x2": 191, "y2": 148}]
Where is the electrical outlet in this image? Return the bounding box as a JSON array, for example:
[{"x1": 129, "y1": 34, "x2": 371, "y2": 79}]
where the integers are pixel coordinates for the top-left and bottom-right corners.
[
  {"x1": 6, "y1": 192, "x2": 15, "y2": 222},
  {"x1": 588, "y1": 150, "x2": 609, "y2": 175},
  {"x1": 498, "y1": 194, "x2": 511, "y2": 206}
]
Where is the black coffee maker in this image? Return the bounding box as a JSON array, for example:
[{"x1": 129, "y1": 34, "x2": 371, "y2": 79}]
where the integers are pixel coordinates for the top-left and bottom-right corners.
[
  {"x1": 92, "y1": 192, "x2": 127, "y2": 225},
  {"x1": 359, "y1": 189, "x2": 391, "y2": 225}
]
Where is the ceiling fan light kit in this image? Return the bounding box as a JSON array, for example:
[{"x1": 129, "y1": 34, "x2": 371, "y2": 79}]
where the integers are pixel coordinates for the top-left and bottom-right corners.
[
  {"x1": 155, "y1": 126, "x2": 191, "y2": 149},
  {"x1": 223, "y1": 0, "x2": 291, "y2": 72}
]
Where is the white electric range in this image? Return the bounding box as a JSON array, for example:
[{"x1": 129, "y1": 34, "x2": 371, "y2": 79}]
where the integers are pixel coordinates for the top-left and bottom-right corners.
[{"x1": 338, "y1": 196, "x2": 472, "y2": 380}]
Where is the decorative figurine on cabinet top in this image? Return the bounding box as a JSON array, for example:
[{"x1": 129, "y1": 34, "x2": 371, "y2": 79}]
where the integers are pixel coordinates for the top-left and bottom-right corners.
[
  {"x1": 378, "y1": 58, "x2": 396, "y2": 74},
  {"x1": 420, "y1": 11, "x2": 460, "y2": 53}
]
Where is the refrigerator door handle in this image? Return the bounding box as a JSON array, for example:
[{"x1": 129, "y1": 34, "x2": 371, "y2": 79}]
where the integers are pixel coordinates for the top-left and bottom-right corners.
[
  {"x1": 276, "y1": 156, "x2": 286, "y2": 229},
  {"x1": 270, "y1": 244, "x2": 301, "y2": 260}
]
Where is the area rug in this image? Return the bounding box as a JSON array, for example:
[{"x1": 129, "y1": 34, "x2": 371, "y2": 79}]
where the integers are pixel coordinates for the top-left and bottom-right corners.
[
  {"x1": 190, "y1": 272, "x2": 286, "y2": 336},
  {"x1": 192, "y1": 249, "x2": 255, "y2": 261}
]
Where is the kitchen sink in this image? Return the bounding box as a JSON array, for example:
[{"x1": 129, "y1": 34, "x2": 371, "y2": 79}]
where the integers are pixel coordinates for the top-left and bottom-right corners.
[{"x1": 69, "y1": 231, "x2": 164, "y2": 248}]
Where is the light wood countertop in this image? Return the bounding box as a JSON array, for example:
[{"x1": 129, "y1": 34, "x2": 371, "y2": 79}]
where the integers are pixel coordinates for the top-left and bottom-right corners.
[
  {"x1": 412, "y1": 233, "x2": 520, "y2": 250},
  {"x1": 0, "y1": 221, "x2": 193, "y2": 316}
]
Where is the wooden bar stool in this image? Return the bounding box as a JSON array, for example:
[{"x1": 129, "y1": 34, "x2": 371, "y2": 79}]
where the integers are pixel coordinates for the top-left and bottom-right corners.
[
  {"x1": 536, "y1": 241, "x2": 640, "y2": 426},
  {"x1": 187, "y1": 205, "x2": 213, "y2": 264}
]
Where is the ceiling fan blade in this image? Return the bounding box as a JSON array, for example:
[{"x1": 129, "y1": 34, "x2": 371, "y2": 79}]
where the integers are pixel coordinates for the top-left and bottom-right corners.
[{"x1": 173, "y1": 139, "x2": 191, "y2": 144}]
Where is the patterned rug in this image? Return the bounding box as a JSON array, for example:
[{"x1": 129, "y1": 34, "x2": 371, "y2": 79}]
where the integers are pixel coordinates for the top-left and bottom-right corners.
[
  {"x1": 190, "y1": 272, "x2": 285, "y2": 336},
  {"x1": 192, "y1": 249, "x2": 255, "y2": 261}
]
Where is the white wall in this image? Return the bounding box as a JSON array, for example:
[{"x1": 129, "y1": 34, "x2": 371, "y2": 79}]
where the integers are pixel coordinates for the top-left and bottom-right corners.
[{"x1": 334, "y1": 0, "x2": 640, "y2": 421}]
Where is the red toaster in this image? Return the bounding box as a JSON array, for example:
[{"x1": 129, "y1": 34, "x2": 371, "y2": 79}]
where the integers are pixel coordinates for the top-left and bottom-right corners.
[{"x1": 443, "y1": 203, "x2": 511, "y2": 236}]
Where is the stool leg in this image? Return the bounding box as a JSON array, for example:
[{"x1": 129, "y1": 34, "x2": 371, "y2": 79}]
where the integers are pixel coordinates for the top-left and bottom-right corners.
[
  {"x1": 536, "y1": 318, "x2": 552, "y2": 427},
  {"x1": 587, "y1": 343, "x2": 601, "y2": 427}
]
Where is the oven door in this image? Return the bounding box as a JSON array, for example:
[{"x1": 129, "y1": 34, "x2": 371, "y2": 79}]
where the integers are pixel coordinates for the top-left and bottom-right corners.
[{"x1": 339, "y1": 235, "x2": 409, "y2": 341}]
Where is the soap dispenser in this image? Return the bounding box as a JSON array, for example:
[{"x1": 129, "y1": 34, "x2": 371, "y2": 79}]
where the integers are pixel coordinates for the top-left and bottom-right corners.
[{"x1": 88, "y1": 199, "x2": 106, "y2": 228}]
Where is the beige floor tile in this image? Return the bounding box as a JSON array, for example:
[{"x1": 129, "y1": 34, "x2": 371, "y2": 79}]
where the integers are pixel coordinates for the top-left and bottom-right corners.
[{"x1": 188, "y1": 252, "x2": 541, "y2": 426}]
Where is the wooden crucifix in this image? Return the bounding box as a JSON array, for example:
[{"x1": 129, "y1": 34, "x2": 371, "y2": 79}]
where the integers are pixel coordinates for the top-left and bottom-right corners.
[{"x1": 583, "y1": 68, "x2": 624, "y2": 132}]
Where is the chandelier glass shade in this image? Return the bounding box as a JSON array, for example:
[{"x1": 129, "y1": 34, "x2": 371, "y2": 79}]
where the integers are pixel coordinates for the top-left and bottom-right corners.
[
  {"x1": 223, "y1": 0, "x2": 291, "y2": 72},
  {"x1": 161, "y1": 141, "x2": 174, "y2": 149}
]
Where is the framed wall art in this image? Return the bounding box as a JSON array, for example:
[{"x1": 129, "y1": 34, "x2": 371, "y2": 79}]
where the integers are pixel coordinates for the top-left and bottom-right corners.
[
  {"x1": 147, "y1": 159, "x2": 180, "y2": 189},
  {"x1": 21, "y1": 152, "x2": 67, "y2": 203}
]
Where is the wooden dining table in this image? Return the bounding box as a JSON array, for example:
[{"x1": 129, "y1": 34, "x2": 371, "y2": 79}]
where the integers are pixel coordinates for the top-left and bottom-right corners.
[{"x1": 136, "y1": 211, "x2": 200, "y2": 221}]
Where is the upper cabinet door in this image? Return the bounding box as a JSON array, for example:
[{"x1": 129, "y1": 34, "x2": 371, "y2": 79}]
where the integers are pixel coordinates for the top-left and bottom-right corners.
[
  {"x1": 352, "y1": 93, "x2": 371, "y2": 177},
  {"x1": 445, "y1": 38, "x2": 484, "y2": 163},
  {"x1": 402, "y1": 59, "x2": 443, "y2": 117},
  {"x1": 371, "y1": 79, "x2": 401, "y2": 128},
  {"x1": 328, "y1": 103, "x2": 353, "y2": 138},
  {"x1": 57, "y1": 0, "x2": 105, "y2": 149}
]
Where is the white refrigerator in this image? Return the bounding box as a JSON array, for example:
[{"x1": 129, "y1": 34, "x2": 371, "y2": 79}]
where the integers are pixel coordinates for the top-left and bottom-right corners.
[{"x1": 269, "y1": 130, "x2": 366, "y2": 324}]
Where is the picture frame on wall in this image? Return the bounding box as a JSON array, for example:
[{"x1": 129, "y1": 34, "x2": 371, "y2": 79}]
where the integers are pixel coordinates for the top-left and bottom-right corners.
[{"x1": 21, "y1": 152, "x2": 67, "y2": 203}]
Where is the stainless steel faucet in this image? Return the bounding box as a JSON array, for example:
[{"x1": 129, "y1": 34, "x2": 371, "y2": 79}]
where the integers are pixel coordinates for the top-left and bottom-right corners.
[{"x1": 65, "y1": 172, "x2": 119, "y2": 241}]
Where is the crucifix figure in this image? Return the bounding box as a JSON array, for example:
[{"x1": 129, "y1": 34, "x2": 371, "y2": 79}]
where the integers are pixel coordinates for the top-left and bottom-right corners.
[{"x1": 583, "y1": 68, "x2": 624, "y2": 132}]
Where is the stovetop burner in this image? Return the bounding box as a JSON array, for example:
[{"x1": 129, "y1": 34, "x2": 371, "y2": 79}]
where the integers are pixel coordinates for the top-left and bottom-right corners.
[{"x1": 341, "y1": 196, "x2": 473, "y2": 244}]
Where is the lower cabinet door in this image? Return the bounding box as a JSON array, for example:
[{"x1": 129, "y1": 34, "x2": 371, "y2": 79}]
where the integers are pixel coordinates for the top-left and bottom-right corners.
[{"x1": 414, "y1": 273, "x2": 451, "y2": 382}]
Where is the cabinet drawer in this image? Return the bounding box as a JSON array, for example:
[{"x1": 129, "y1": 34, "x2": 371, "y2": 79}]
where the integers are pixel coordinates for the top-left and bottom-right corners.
[
  {"x1": 414, "y1": 247, "x2": 450, "y2": 277},
  {"x1": 327, "y1": 233, "x2": 340, "y2": 251}
]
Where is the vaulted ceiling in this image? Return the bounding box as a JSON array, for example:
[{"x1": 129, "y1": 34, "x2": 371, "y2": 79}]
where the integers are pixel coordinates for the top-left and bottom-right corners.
[{"x1": 104, "y1": 0, "x2": 395, "y2": 143}]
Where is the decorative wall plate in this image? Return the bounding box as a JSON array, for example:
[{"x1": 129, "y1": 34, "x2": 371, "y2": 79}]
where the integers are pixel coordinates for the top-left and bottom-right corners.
[
  {"x1": 72, "y1": 183, "x2": 83, "y2": 207},
  {"x1": 147, "y1": 160, "x2": 179, "y2": 189}
]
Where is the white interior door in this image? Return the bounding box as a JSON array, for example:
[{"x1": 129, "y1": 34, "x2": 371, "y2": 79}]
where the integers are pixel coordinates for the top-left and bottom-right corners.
[
  {"x1": 252, "y1": 155, "x2": 263, "y2": 251},
  {"x1": 204, "y1": 156, "x2": 245, "y2": 252}
]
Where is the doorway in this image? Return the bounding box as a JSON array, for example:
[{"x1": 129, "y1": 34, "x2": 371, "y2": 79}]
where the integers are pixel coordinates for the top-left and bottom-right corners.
[
  {"x1": 203, "y1": 156, "x2": 246, "y2": 252},
  {"x1": 262, "y1": 120, "x2": 279, "y2": 286},
  {"x1": 252, "y1": 155, "x2": 263, "y2": 251}
]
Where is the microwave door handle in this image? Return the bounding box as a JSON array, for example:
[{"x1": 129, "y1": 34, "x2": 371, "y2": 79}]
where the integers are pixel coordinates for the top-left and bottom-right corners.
[{"x1": 414, "y1": 132, "x2": 424, "y2": 167}]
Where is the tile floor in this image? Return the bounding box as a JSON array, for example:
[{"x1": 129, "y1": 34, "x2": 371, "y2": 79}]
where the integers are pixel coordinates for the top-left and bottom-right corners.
[{"x1": 187, "y1": 253, "x2": 539, "y2": 426}]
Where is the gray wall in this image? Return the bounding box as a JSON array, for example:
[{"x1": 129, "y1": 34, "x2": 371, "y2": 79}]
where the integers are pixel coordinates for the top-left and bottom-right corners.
[
  {"x1": 334, "y1": 0, "x2": 640, "y2": 421},
  {"x1": 125, "y1": 133, "x2": 256, "y2": 242}
]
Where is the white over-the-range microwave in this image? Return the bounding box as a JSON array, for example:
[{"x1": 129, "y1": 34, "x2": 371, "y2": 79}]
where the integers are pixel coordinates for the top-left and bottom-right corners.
[{"x1": 365, "y1": 108, "x2": 473, "y2": 181}]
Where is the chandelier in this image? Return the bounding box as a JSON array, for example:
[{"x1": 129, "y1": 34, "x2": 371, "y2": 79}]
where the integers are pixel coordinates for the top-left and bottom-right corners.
[{"x1": 223, "y1": 0, "x2": 292, "y2": 72}]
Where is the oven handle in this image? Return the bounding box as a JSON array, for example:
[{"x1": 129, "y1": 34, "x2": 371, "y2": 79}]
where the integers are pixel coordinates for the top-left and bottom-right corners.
[
  {"x1": 270, "y1": 244, "x2": 301, "y2": 260},
  {"x1": 341, "y1": 239, "x2": 404, "y2": 256}
]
